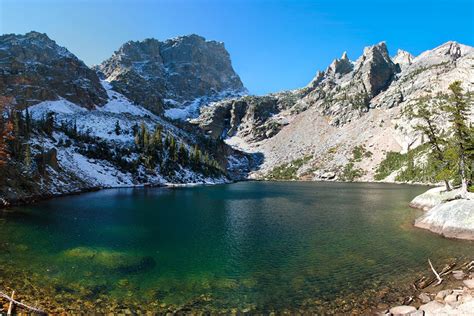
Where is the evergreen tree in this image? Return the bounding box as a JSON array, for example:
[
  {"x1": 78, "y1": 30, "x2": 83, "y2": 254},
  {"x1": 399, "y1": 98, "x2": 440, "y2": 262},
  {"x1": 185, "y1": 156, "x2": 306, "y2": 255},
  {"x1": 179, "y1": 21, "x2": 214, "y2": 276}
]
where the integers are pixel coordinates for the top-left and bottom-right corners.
[
  {"x1": 43, "y1": 112, "x2": 55, "y2": 136},
  {"x1": 178, "y1": 142, "x2": 188, "y2": 165},
  {"x1": 25, "y1": 107, "x2": 31, "y2": 137},
  {"x1": 72, "y1": 120, "x2": 78, "y2": 138},
  {"x1": 114, "y1": 120, "x2": 121, "y2": 135},
  {"x1": 10, "y1": 110, "x2": 22, "y2": 158},
  {"x1": 24, "y1": 143, "x2": 32, "y2": 169},
  {"x1": 0, "y1": 97, "x2": 14, "y2": 167},
  {"x1": 405, "y1": 98, "x2": 452, "y2": 190},
  {"x1": 132, "y1": 123, "x2": 139, "y2": 136},
  {"x1": 152, "y1": 127, "x2": 162, "y2": 151},
  {"x1": 442, "y1": 81, "x2": 473, "y2": 195},
  {"x1": 168, "y1": 135, "x2": 177, "y2": 162},
  {"x1": 191, "y1": 144, "x2": 201, "y2": 168}
]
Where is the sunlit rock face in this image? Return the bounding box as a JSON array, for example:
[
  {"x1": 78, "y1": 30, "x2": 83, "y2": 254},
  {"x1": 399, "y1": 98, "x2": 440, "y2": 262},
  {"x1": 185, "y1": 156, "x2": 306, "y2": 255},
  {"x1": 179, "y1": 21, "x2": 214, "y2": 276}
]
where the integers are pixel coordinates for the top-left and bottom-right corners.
[
  {"x1": 193, "y1": 41, "x2": 474, "y2": 181},
  {"x1": 0, "y1": 31, "x2": 107, "y2": 109},
  {"x1": 97, "y1": 34, "x2": 245, "y2": 115}
]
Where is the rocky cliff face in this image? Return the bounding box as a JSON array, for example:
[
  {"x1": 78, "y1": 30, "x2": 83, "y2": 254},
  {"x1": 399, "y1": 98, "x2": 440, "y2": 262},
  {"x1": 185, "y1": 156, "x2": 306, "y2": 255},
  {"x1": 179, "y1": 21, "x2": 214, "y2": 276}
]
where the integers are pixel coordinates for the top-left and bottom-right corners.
[
  {"x1": 0, "y1": 31, "x2": 107, "y2": 109},
  {"x1": 194, "y1": 41, "x2": 474, "y2": 182},
  {"x1": 0, "y1": 32, "x2": 254, "y2": 205},
  {"x1": 97, "y1": 35, "x2": 245, "y2": 115}
]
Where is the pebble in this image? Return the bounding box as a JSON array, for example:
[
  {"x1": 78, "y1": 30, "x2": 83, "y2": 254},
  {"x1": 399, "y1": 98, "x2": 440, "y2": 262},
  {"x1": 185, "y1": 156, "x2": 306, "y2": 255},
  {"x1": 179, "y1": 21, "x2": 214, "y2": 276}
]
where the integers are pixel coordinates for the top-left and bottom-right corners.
[
  {"x1": 419, "y1": 301, "x2": 445, "y2": 313},
  {"x1": 452, "y1": 270, "x2": 465, "y2": 280},
  {"x1": 463, "y1": 279, "x2": 474, "y2": 289},
  {"x1": 418, "y1": 292, "x2": 431, "y2": 303},
  {"x1": 445, "y1": 294, "x2": 460, "y2": 307},
  {"x1": 389, "y1": 305, "x2": 417, "y2": 316},
  {"x1": 435, "y1": 289, "x2": 453, "y2": 302}
]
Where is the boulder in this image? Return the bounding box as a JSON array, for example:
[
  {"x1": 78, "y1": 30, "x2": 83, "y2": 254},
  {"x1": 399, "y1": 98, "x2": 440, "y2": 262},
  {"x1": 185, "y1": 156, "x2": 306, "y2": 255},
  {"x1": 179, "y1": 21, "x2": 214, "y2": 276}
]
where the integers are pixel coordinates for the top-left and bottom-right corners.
[
  {"x1": 388, "y1": 305, "x2": 417, "y2": 316},
  {"x1": 418, "y1": 292, "x2": 431, "y2": 303},
  {"x1": 409, "y1": 186, "x2": 465, "y2": 211},
  {"x1": 463, "y1": 279, "x2": 474, "y2": 289},
  {"x1": 419, "y1": 301, "x2": 445, "y2": 313},
  {"x1": 415, "y1": 199, "x2": 474, "y2": 240}
]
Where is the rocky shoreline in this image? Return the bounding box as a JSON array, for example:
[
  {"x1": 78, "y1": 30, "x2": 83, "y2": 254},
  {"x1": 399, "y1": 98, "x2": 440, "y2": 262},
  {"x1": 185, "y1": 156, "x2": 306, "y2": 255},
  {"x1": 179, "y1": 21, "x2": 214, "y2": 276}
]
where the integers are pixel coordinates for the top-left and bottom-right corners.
[{"x1": 382, "y1": 260, "x2": 474, "y2": 316}]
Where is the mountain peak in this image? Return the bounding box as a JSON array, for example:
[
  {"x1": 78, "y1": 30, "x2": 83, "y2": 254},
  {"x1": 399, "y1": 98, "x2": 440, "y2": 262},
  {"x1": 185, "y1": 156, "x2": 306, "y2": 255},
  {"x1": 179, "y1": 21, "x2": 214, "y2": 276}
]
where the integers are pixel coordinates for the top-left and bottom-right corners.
[
  {"x1": 325, "y1": 51, "x2": 353, "y2": 77},
  {"x1": 0, "y1": 31, "x2": 107, "y2": 108},
  {"x1": 98, "y1": 34, "x2": 245, "y2": 114},
  {"x1": 362, "y1": 41, "x2": 389, "y2": 59},
  {"x1": 392, "y1": 49, "x2": 414, "y2": 68}
]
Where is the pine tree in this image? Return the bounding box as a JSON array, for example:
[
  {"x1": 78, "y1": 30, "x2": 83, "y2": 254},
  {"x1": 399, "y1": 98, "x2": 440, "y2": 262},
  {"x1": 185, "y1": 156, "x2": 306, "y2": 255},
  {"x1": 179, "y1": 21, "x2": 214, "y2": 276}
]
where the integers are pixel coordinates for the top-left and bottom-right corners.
[
  {"x1": 72, "y1": 120, "x2": 78, "y2": 138},
  {"x1": 24, "y1": 143, "x2": 32, "y2": 169},
  {"x1": 114, "y1": 120, "x2": 121, "y2": 135},
  {"x1": 44, "y1": 112, "x2": 55, "y2": 136},
  {"x1": 442, "y1": 81, "x2": 473, "y2": 195},
  {"x1": 10, "y1": 110, "x2": 21, "y2": 158},
  {"x1": 25, "y1": 107, "x2": 31, "y2": 137},
  {"x1": 406, "y1": 98, "x2": 451, "y2": 191},
  {"x1": 178, "y1": 142, "x2": 188, "y2": 165},
  {"x1": 191, "y1": 144, "x2": 201, "y2": 168},
  {"x1": 152, "y1": 127, "x2": 162, "y2": 151},
  {"x1": 0, "y1": 97, "x2": 14, "y2": 167},
  {"x1": 168, "y1": 135, "x2": 177, "y2": 162}
]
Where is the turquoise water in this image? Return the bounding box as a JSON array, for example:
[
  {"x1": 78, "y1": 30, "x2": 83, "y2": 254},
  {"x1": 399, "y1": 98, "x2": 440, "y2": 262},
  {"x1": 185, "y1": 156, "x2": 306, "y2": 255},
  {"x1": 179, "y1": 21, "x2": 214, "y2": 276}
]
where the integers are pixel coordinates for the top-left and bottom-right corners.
[{"x1": 1, "y1": 182, "x2": 473, "y2": 312}]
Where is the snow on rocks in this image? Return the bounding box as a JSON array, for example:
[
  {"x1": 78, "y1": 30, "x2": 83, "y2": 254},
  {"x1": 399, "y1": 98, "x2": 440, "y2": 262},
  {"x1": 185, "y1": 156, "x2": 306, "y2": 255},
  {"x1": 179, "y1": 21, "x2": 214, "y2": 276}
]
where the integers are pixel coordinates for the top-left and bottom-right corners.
[
  {"x1": 57, "y1": 148, "x2": 134, "y2": 187},
  {"x1": 98, "y1": 80, "x2": 156, "y2": 117},
  {"x1": 24, "y1": 82, "x2": 230, "y2": 193},
  {"x1": 28, "y1": 99, "x2": 86, "y2": 120}
]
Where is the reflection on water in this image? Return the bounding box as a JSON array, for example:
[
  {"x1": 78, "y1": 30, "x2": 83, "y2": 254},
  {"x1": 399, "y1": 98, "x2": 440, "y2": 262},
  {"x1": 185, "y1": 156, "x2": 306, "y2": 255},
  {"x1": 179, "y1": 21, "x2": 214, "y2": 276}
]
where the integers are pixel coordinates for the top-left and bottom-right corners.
[{"x1": 0, "y1": 181, "x2": 473, "y2": 312}]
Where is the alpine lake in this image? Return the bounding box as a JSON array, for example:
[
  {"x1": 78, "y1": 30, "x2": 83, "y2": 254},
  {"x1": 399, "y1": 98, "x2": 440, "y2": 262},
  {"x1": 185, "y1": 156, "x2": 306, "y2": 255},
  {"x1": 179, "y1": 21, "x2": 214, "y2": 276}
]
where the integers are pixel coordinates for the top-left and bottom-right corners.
[{"x1": 0, "y1": 182, "x2": 473, "y2": 313}]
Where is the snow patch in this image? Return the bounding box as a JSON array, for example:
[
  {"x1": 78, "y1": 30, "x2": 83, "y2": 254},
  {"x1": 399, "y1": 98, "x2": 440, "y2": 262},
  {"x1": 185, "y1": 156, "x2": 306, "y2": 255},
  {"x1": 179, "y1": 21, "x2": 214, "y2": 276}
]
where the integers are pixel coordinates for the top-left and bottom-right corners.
[{"x1": 28, "y1": 99, "x2": 86, "y2": 120}]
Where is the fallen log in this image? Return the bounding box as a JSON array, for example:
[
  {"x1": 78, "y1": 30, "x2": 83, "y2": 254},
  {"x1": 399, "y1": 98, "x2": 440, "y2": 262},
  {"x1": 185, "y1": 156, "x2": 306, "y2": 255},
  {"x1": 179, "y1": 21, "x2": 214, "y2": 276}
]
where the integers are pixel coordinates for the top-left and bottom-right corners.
[
  {"x1": 414, "y1": 260, "x2": 456, "y2": 289},
  {"x1": 0, "y1": 291, "x2": 45, "y2": 314}
]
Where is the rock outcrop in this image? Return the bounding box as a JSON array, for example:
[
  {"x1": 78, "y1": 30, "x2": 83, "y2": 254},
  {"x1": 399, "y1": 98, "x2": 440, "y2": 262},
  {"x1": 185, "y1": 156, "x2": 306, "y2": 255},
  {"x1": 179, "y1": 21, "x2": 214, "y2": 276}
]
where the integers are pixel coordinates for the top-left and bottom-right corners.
[
  {"x1": 0, "y1": 32, "x2": 254, "y2": 205},
  {"x1": 0, "y1": 31, "x2": 107, "y2": 109},
  {"x1": 392, "y1": 49, "x2": 414, "y2": 70},
  {"x1": 414, "y1": 199, "x2": 474, "y2": 240},
  {"x1": 196, "y1": 92, "x2": 298, "y2": 141},
  {"x1": 97, "y1": 34, "x2": 245, "y2": 114}
]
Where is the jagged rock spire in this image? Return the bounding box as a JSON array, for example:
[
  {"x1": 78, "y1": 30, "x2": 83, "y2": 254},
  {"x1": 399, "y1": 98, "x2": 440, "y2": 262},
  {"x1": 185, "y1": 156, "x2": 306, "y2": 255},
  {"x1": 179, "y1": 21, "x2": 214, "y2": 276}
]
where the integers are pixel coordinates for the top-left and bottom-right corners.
[{"x1": 393, "y1": 49, "x2": 414, "y2": 69}]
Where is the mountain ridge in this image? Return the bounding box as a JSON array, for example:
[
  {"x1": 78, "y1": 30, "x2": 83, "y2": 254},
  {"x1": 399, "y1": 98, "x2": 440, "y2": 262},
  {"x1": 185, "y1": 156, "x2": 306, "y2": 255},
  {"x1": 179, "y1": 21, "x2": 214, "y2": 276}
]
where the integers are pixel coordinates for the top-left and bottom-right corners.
[
  {"x1": 0, "y1": 31, "x2": 472, "y2": 206},
  {"x1": 195, "y1": 40, "x2": 474, "y2": 182}
]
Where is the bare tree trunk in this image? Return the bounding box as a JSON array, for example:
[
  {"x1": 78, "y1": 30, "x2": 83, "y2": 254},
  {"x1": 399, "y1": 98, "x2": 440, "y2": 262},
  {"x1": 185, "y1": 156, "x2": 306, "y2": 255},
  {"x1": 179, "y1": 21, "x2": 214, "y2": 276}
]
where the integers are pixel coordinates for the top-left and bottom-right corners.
[
  {"x1": 444, "y1": 179, "x2": 451, "y2": 192},
  {"x1": 459, "y1": 153, "x2": 468, "y2": 198}
]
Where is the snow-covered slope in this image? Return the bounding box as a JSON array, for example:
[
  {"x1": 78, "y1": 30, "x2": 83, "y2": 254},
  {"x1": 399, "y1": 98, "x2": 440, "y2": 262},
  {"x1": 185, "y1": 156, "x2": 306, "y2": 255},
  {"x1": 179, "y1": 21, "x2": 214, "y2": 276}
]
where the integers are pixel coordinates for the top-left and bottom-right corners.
[{"x1": 20, "y1": 81, "x2": 232, "y2": 193}]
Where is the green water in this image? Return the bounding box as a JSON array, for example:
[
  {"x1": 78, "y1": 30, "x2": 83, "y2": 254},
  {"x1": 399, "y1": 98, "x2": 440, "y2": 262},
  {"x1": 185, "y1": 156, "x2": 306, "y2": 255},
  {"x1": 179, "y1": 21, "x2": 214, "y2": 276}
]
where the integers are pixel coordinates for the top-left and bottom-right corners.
[{"x1": 1, "y1": 182, "x2": 473, "y2": 312}]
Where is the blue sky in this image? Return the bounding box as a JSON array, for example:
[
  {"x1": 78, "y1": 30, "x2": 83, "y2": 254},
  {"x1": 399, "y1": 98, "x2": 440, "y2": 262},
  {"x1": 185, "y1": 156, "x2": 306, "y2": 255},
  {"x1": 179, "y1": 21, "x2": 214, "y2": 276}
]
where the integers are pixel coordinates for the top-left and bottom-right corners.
[{"x1": 1, "y1": 0, "x2": 473, "y2": 95}]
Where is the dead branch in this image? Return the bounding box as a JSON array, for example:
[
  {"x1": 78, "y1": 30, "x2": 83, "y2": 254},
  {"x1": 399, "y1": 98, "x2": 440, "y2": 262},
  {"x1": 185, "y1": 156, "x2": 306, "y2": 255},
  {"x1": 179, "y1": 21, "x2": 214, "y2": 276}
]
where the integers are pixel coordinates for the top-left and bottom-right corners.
[
  {"x1": 428, "y1": 259, "x2": 443, "y2": 286},
  {"x1": 7, "y1": 291, "x2": 14, "y2": 316},
  {"x1": 0, "y1": 291, "x2": 45, "y2": 314}
]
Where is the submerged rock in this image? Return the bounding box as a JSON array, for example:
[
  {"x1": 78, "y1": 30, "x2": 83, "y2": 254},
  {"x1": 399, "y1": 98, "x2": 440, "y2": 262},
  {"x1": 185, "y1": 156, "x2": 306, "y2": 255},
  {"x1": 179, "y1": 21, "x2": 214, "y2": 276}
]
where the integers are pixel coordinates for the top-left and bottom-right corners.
[{"x1": 63, "y1": 247, "x2": 156, "y2": 273}]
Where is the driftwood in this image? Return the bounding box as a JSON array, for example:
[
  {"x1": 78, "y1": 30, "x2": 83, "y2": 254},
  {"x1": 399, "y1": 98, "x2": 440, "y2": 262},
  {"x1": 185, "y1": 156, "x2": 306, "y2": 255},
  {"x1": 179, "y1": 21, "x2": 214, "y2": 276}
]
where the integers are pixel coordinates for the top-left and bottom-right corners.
[
  {"x1": 428, "y1": 259, "x2": 443, "y2": 286},
  {"x1": 414, "y1": 260, "x2": 456, "y2": 289},
  {"x1": 0, "y1": 290, "x2": 45, "y2": 314},
  {"x1": 7, "y1": 291, "x2": 14, "y2": 316}
]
